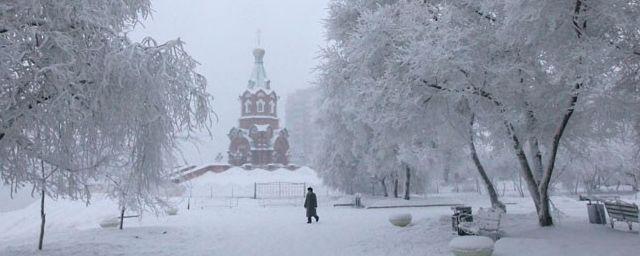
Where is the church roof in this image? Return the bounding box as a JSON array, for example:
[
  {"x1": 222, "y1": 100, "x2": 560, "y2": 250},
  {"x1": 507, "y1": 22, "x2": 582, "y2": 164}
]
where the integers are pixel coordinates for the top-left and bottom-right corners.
[
  {"x1": 255, "y1": 124, "x2": 271, "y2": 132},
  {"x1": 228, "y1": 126, "x2": 288, "y2": 150},
  {"x1": 248, "y1": 48, "x2": 271, "y2": 90}
]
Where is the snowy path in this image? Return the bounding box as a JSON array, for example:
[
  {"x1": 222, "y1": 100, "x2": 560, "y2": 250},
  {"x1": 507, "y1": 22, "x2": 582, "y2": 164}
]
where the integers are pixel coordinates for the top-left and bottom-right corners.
[
  {"x1": 2, "y1": 194, "x2": 639, "y2": 255},
  {"x1": 1, "y1": 197, "x2": 455, "y2": 256}
]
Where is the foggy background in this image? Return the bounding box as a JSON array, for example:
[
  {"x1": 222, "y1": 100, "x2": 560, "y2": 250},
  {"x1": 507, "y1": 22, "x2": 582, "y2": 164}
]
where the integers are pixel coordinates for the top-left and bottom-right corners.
[{"x1": 130, "y1": 0, "x2": 329, "y2": 166}]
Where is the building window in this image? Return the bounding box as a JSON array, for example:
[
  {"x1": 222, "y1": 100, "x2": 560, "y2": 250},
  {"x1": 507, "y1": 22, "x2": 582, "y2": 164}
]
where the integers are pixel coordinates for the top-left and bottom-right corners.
[
  {"x1": 257, "y1": 99, "x2": 265, "y2": 113},
  {"x1": 269, "y1": 101, "x2": 275, "y2": 114},
  {"x1": 244, "y1": 101, "x2": 251, "y2": 114}
]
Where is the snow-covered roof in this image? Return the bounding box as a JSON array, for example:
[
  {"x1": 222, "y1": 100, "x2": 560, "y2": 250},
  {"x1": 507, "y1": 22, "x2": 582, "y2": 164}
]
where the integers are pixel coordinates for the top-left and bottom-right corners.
[
  {"x1": 255, "y1": 124, "x2": 270, "y2": 132},
  {"x1": 245, "y1": 87, "x2": 274, "y2": 95},
  {"x1": 247, "y1": 48, "x2": 271, "y2": 90},
  {"x1": 251, "y1": 147, "x2": 274, "y2": 151},
  {"x1": 240, "y1": 115, "x2": 279, "y2": 120},
  {"x1": 228, "y1": 127, "x2": 252, "y2": 142}
]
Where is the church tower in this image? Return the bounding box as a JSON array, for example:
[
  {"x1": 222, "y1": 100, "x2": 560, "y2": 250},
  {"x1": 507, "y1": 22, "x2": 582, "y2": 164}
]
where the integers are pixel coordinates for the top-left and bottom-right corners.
[{"x1": 228, "y1": 48, "x2": 290, "y2": 168}]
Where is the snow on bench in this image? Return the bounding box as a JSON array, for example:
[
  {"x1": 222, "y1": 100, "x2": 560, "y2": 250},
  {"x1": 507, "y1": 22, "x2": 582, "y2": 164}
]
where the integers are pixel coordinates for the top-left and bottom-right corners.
[
  {"x1": 458, "y1": 207, "x2": 504, "y2": 240},
  {"x1": 603, "y1": 200, "x2": 639, "y2": 230}
]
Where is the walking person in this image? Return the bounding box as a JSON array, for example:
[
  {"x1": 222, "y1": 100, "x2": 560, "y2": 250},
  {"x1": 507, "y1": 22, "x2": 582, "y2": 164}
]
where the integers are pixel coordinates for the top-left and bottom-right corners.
[{"x1": 304, "y1": 187, "x2": 319, "y2": 223}]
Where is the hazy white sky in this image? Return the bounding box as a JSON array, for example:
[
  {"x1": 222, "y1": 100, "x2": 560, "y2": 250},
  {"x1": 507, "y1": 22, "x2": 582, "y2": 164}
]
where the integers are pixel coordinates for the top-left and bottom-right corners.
[{"x1": 130, "y1": 0, "x2": 329, "y2": 166}]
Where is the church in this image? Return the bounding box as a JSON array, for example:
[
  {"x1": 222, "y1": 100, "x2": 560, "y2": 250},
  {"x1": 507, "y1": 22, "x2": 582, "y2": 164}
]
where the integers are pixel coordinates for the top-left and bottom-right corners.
[{"x1": 227, "y1": 48, "x2": 291, "y2": 168}]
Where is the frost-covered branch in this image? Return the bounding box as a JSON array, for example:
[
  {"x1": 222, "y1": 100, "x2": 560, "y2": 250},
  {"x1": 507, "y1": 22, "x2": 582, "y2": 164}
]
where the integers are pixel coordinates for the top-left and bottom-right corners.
[{"x1": 1, "y1": 1, "x2": 213, "y2": 248}]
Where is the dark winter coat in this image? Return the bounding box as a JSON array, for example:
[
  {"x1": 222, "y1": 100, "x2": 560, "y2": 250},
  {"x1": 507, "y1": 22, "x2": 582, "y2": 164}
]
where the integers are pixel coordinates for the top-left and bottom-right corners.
[{"x1": 304, "y1": 192, "x2": 318, "y2": 217}]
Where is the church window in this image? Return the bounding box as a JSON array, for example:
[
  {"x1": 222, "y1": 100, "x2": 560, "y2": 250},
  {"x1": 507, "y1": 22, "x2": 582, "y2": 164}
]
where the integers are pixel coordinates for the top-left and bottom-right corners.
[
  {"x1": 257, "y1": 99, "x2": 265, "y2": 113},
  {"x1": 269, "y1": 101, "x2": 276, "y2": 114},
  {"x1": 244, "y1": 101, "x2": 251, "y2": 114}
]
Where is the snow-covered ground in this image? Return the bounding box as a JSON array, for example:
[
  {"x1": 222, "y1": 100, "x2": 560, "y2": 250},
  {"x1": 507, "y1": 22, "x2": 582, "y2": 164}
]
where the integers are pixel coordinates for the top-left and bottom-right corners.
[
  {"x1": 0, "y1": 184, "x2": 37, "y2": 213},
  {"x1": 185, "y1": 166, "x2": 327, "y2": 199},
  {"x1": 1, "y1": 169, "x2": 639, "y2": 255}
]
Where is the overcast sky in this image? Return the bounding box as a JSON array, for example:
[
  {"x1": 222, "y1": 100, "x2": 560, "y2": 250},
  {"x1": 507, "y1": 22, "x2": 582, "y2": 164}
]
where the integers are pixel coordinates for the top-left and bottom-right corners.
[{"x1": 130, "y1": 0, "x2": 329, "y2": 166}]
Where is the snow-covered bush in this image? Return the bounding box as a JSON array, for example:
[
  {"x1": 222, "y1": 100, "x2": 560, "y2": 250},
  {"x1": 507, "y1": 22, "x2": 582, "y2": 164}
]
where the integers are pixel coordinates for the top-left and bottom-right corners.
[
  {"x1": 449, "y1": 236, "x2": 494, "y2": 256},
  {"x1": 99, "y1": 217, "x2": 121, "y2": 229},
  {"x1": 388, "y1": 213, "x2": 412, "y2": 227}
]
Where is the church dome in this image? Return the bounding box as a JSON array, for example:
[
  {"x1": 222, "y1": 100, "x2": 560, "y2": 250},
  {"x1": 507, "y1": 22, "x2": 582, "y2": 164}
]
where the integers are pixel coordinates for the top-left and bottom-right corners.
[
  {"x1": 248, "y1": 48, "x2": 270, "y2": 90},
  {"x1": 253, "y1": 48, "x2": 266, "y2": 63}
]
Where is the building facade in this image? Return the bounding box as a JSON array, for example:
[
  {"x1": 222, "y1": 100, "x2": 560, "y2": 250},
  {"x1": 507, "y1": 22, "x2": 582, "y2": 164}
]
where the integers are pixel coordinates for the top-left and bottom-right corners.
[{"x1": 227, "y1": 48, "x2": 290, "y2": 167}]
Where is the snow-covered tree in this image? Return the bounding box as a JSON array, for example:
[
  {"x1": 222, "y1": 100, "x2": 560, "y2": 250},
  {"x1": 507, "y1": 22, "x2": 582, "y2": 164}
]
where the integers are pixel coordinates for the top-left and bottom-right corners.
[
  {"x1": 318, "y1": 0, "x2": 640, "y2": 226},
  {"x1": 0, "y1": 0, "x2": 213, "y2": 249}
]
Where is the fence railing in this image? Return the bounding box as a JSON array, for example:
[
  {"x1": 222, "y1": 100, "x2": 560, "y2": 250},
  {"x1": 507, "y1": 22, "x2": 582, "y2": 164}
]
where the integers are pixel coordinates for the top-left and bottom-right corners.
[{"x1": 253, "y1": 182, "x2": 306, "y2": 199}]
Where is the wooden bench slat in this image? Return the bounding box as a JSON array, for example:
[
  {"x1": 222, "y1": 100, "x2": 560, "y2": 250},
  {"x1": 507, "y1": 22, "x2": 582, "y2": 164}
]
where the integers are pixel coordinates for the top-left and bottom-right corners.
[
  {"x1": 608, "y1": 213, "x2": 639, "y2": 219},
  {"x1": 604, "y1": 203, "x2": 638, "y2": 208},
  {"x1": 605, "y1": 208, "x2": 638, "y2": 213},
  {"x1": 608, "y1": 214, "x2": 639, "y2": 219},
  {"x1": 603, "y1": 200, "x2": 640, "y2": 227},
  {"x1": 606, "y1": 210, "x2": 639, "y2": 216},
  {"x1": 605, "y1": 205, "x2": 638, "y2": 210},
  {"x1": 605, "y1": 204, "x2": 636, "y2": 207},
  {"x1": 609, "y1": 213, "x2": 638, "y2": 219},
  {"x1": 607, "y1": 210, "x2": 638, "y2": 216},
  {"x1": 605, "y1": 206, "x2": 638, "y2": 212}
]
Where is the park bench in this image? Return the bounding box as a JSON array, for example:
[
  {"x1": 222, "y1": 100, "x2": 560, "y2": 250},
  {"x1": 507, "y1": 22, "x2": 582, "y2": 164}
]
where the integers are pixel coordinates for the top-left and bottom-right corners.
[
  {"x1": 458, "y1": 207, "x2": 504, "y2": 240},
  {"x1": 603, "y1": 200, "x2": 639, "y2": 230}
]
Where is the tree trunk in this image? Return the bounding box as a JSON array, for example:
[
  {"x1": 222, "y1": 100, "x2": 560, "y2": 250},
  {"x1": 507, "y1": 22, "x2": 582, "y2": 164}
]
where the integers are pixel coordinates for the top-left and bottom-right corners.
[
  {"x1": 505, "y1": 122, "x2": 542, "y2": 207},
  {"x1": 528, "y1": 138, "x2": 544, "y2": 183},
  {"x1": 393, "y1": 178, "x2": 399, "y2": 198},
  {"x1": 404, "y1": 164, "x2": 411, "y2": 200},
  {"x1": 381, "y1": 177, "x2": 388, "y2": 197},
  {"x1": 516, "y1": 173, "x2": 525, "y2": 197},
  {"x1": 529, "y1": 0, "x2": 585, "y2": 226},
  {"x1": 537, "y1": 85, "x2": 579, "y2": 226},
  {"x1": 371, "y1": 182, "x2": 375, "y2": 196},
  {"x1": 38, "y1": 188, "x2": 45, "y2": 250},
  {"x1": 469, "y1": 114, "x2": 506, "y2": 212},
  {"x1": 443, "y1": 151, "x2": 452, "y2": 183},
  {"x1": 538, "y1": 189, "x2": 553, "y2": 226},
  {"x1": 38, "y1": 160, "x2": 46, "y2": 251},
  {"x1": 119, "y1": 207, "x2": 125, "y2": 230},
  {"x1": 534, "y1": 81, "x2": 580, "y2": 226},
  {"x1": 525, "y1": 101, "x2": 544, "y2": 184},
  {"x1": 630, "y1": 173, "x2": 639, "y2": 192}
]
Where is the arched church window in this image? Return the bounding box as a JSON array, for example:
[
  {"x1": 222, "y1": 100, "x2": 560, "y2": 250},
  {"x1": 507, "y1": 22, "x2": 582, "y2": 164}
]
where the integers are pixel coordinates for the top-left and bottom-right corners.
[
  {"x1": 269, "y1": 101, "x2": 276, "y2": 114},
  {"x1": 257, "y1": 99, "x2": 265, "y2": 113},
  {"x1": 244, "y1": 101, "x2": 251, "y2": 114}
]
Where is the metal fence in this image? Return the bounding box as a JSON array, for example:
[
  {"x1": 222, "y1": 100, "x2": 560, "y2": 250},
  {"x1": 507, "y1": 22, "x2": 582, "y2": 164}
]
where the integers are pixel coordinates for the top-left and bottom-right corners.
[{"x1": 253, "y1": 182, "x2": 306, "y2": 199}]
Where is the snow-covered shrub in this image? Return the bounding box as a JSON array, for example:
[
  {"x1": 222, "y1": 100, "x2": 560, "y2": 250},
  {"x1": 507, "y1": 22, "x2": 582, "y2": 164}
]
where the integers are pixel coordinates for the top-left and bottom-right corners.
[
  {"x1": 388, "y1": 213, "x2": 412, "y2": 227},
  {"x1": 165, "y1": 207, "x2": 178, "y2": 216},
  {"x1": 99, "y1": 218, "x2": 121, "y2": 229},
  {"x1": 449, "y1": 236, "x2": 494, "y2": 256}
]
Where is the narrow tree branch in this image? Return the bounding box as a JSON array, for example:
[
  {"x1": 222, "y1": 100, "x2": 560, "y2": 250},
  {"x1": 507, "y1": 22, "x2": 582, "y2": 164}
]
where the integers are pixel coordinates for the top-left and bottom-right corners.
[{"x1": 468, "y1": 112, "x2": 506, "y2": 211}]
